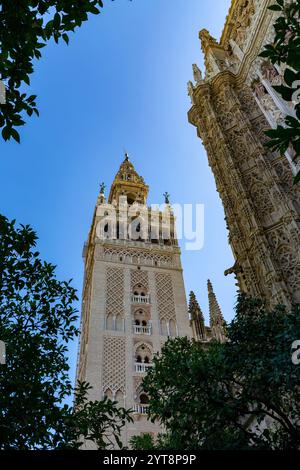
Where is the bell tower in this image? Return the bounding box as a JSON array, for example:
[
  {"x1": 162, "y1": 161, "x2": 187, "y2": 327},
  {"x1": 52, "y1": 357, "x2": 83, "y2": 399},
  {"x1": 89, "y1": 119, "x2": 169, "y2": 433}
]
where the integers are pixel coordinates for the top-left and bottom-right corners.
[{"x1": 76, "y1": 154, "x2": 192, "y2": 447}]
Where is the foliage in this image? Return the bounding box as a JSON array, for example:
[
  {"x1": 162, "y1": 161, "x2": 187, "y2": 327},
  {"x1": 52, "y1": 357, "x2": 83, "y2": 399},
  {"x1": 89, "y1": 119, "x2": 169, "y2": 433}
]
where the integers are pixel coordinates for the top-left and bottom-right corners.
[
  {"x1": 260, "y1": 0, "x2": 300, "y2": 183},
  {"x1": 142, "y1": 295, "x2": 300, "y2": 450},
  {"x1": 0, "y1": 214, "x2": 132, "y2": 449},
  {"x1": 130, "y1": 433, "x2": 156, "y2": 450},
  {"x1": 0, "y1": 0, "x2": 107, "y2": 143},
  {"x1": 60, "y1": 381, "x2": 133, "y2": 450}
]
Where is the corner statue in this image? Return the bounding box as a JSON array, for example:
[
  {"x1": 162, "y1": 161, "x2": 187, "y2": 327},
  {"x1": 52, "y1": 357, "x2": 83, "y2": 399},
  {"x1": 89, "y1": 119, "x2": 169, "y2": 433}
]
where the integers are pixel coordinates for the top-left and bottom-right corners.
[{"x1": 163, "y1": 191, "x2": 170, "y2": 204}]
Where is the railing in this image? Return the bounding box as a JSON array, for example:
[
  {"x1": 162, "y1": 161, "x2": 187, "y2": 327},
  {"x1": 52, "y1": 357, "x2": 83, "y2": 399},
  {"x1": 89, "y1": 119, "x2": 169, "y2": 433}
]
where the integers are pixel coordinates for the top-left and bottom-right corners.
[
  {"x1": 131, "y1": 294, "x2": 150, "y2": 304},
  {"x1": 133, "y1": 404, "x2": 149, "y2": 415},
  {"x1": 133, "y1": 324, "x2": 152, "y2": 335},
  {"x1": 134, "y1": 362, "x2": 153, "y2": 373}
]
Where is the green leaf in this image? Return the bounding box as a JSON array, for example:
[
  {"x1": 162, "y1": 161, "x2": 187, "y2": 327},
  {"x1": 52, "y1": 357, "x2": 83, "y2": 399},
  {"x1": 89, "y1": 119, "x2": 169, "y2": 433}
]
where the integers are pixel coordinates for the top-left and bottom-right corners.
[
  {"x1": 268, "y1": 4, "x2": 283, "y2": 11},
  {"x1": 284, "y1": 68, "x2": 298, "y2": 87},
  {"x1": 10, "y1": 128, "x2": 20, "y2": 143},
  {"x1": 293, "y1": 170, "x2": 300, "y2": 184},
  {"x1": 62, "y1": 33, "x2": 69, "y2": 45},
  {"x1": 1, "y1": 126, "x2": 11, "y2": 141}
]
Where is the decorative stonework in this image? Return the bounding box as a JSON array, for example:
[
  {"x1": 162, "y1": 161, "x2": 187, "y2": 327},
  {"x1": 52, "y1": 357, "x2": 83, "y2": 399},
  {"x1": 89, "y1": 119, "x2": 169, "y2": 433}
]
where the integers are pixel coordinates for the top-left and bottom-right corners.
[
  {"x1": 77, "y1": 155, "x2": 192, "y2": 447},
  {"x1": 102, "y1": 247, "x2": 174, "y2": 268},
  {"x1": 188, "y1": 1, "x2": 300, "y2": 306},
  {"x1": 131, "y1": 269, "x2": 149, "y2": 291},
  {"x1": 155, "y1": 273, "x2": 176, "y2": 321},
  {"x1": 106, "y1": 267, "x2": 124, "y2": 317},
  {"x1": 102, "y1": 336, "x2": 126, "y2": 394}
]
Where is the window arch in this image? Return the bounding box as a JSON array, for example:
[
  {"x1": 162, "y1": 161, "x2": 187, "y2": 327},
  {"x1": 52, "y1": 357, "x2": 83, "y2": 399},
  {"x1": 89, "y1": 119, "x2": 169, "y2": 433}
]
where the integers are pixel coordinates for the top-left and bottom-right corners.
[
  {"x1": 135, "y1": 342, "x2": 152, "y2": 363},
  {"x1": 169, "y1": 319, "x2": 177, "y2": 337},
  {"x1": 104, "y1": 388, "x2": 113, "y2": 400},
  {"x1": 160, "y1": 319, "x2": 168, "y2": 336},
  {"x1": 115, "y1": 314, "x2": 123, "y2": 331},
  {"x1": 115, "y1": 389, "x2": 124, "y2": 405},
  {"x1": 140, "y1": 393, "x2": 149, "y2": 405},
  {"x1": 106, "y1": 313, "x2": 114, "y2": 330}
]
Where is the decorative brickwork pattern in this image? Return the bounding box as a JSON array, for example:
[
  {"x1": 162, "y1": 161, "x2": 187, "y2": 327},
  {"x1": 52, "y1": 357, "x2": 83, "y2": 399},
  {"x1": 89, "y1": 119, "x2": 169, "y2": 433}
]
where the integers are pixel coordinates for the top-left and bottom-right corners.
[
  {"x1": 106, "y1": 267, "x2": 124, "y2": 316},
  {"x1": 155, "y1": 273, "x2": 176, "y2": 321},
  {"x1": 102, "y1": 336, "x2": 126, "y2": 394}
]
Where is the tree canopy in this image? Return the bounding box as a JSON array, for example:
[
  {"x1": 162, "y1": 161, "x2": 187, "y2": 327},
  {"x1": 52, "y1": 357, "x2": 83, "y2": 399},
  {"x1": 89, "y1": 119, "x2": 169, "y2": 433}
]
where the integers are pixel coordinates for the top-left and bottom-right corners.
[
  {"x1": 0, "y1": 214, "x2": 132, "y2": 449},
  {"x1": 141, "y1": 295, "x2": 300, "y2": 450},
  {"x1": 260, "y1": 0, "x2": 300, "y2": 183},
  {"x1": 0, "y1": 0, "x2": 109, "y2": 143}
]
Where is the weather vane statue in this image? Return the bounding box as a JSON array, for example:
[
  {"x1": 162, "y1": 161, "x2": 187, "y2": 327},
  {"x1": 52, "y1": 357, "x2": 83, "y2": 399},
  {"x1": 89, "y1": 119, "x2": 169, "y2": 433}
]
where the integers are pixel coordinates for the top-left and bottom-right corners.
[
  {"x1": 163, "y1": 192, "x2": 170, "y2": 204},
  {"x1": 100, "y1": 182, "x2": 106, "y2": 194}
]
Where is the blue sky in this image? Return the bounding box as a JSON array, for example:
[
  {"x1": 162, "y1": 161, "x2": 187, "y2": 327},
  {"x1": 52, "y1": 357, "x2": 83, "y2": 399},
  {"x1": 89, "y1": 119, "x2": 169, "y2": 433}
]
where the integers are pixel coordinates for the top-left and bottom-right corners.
[{"x1": 0, "y1": 0, "x2": 235, "y2": 383}]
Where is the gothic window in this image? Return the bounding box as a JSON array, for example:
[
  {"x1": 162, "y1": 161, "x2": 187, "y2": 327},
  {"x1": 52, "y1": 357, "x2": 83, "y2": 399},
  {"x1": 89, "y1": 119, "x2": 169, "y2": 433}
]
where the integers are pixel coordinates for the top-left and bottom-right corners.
[
  {"x1": 169, "y1": 319, "x2": 177, "y2": 337},
  {"x1": 160, "y1": 319, "x2": 168, "y2": 336},
  {"x1": 135, "y1": 319, "x2": 140, "y2": 326},
  {"x1": 135, "y1": 343, "x2": 152, "y2": 363},
  {"x1": 115, "y1": 314, "x2": 123, "y2": 331},
  {"x1": 104, "y1": 388, "x2": 113, "y2": 400},
  {"x1": 106, "y1": 313, "x2": 114, "y2": 330},
  {"x1": 115, "y1": 389, "x2": 124, "y2": 405}
]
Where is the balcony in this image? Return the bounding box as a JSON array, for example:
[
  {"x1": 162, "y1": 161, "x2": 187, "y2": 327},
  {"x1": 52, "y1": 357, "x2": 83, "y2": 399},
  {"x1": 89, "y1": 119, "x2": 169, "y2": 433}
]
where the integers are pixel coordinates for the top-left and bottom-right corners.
[
  {"x1": 131, "y1": 294, "x2": 150, "y2": 304},
  {"x1": 133, "y1": 404, "x2": 149, "y2": 415},
  {"x1": 133, "y1": 323, "x2": 152, "y2": 335},
  {"x1": 134, "y1": 362, "x2": 153, "y2": 373}
]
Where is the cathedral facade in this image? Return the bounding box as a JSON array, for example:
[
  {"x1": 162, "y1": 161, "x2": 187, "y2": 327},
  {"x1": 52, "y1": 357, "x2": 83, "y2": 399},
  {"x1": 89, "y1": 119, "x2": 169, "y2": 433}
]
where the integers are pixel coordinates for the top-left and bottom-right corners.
[{"x1": 188, "y1": 0, "x2": 300, "y2": 307}]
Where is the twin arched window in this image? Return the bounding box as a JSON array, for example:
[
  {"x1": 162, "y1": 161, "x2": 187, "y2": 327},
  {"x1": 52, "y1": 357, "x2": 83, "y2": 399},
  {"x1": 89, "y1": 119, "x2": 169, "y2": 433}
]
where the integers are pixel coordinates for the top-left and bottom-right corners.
[
  {"x1": 106, "y1": 313, "x2": 124, "y2": 331},
  {"x1": 160, "y1": 319, "x2": 177, "y2": 337}
]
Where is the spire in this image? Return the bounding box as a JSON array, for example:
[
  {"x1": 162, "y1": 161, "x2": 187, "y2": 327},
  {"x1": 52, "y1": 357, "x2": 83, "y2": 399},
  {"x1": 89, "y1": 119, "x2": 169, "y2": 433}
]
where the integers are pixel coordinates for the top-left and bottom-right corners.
[
  {"x1": 108, "y1": 154, "x2": 149, "y2": 205},
  {"x1": 207, "y1": 280, "x2": 226, "y2": 342},
  {"x1": 188, "y1": 291, "x2": 206, "y2": 342},
  {"x1": 199, "y1": 29, "x2": 218, "y2": 55}
]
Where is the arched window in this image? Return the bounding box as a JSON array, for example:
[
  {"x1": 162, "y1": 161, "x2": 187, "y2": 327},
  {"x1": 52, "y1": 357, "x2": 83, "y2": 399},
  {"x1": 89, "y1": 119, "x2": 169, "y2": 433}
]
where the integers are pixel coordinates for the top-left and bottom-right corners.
[
  {"x1": 142, "y1": 320, "x2": 147, "y2": 327},
  {"x1": 135, "y1": 319, "x2": 140, "y2": 326},
  {"x1": 140, "y1": 393, "x2": 149, "y2": 405},
  {"x1": 135, "y1": 343, "x2": 152, "y2": 363},
  {"x1": 104, "y1": 388, "x2": 113, "y2": 400},
  {"x1": 160, "y1": 319, "x2": 168, "y2": 336},
  {"x1": 106, "y1": 313, "x2": 114, "y2": 330},
  {"x1": 169, "y1": 319, "x2": 177, "y2": 337},
  {"x1": 115, "y1": 390, "x2": 124, "y2": 405},
  {"x1": 115, "y1": 314, "x2": 123, "y2": 331}
]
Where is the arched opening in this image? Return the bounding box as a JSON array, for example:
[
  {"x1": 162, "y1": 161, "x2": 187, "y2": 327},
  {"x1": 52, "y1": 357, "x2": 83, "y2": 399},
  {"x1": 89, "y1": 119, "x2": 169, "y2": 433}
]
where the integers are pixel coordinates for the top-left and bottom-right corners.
[
  {"x1": 160, "y1": 319, "x2": 168, "y2": 336},
  {"x1": 104, "y1": 388, "x2": 113, "y2": 400},
  {"x1": 106, "y1": 313, "x2": 114, "y2": 330},
  {"x1": 115, "y1": 389, "x2": 124, "y2": 405},
  {"x1": 115, "y1": 314, "x2": 123, "y2": 331},
  {"x1": 135, "y1": 343, "x2": 152, "y2": 363},
  {"x1": 140, "y1": 393, "x2": 149, "y2": 405},
  {"x1": 169, "y1": 319, "x2": 177, "y2": 337}
]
